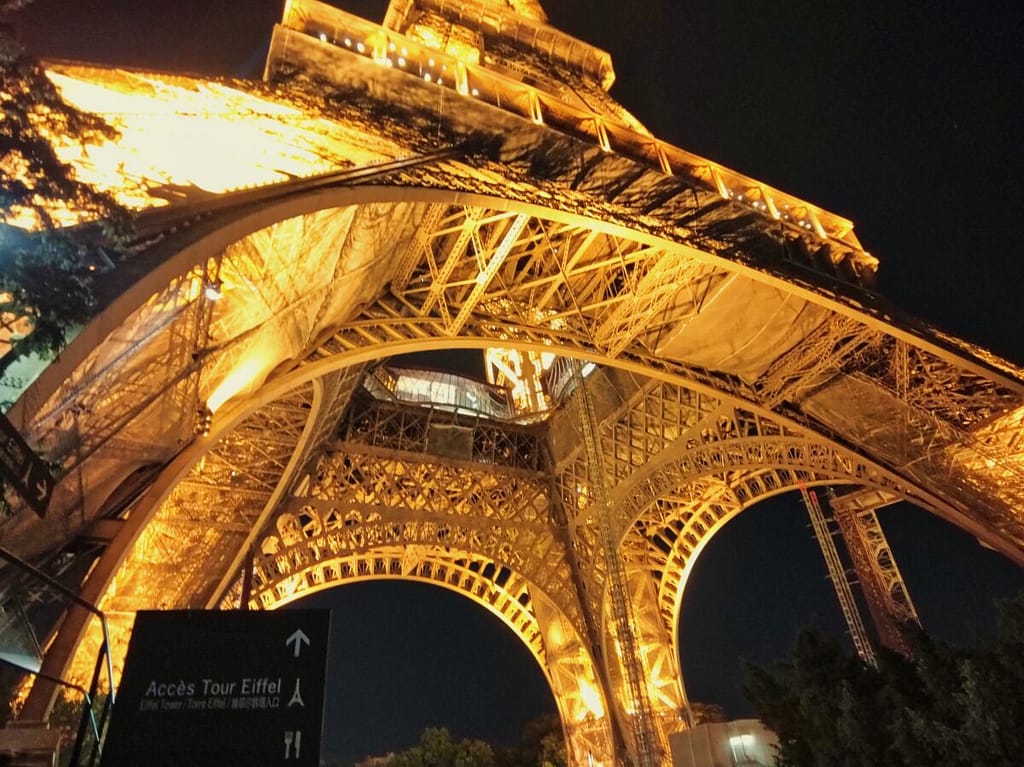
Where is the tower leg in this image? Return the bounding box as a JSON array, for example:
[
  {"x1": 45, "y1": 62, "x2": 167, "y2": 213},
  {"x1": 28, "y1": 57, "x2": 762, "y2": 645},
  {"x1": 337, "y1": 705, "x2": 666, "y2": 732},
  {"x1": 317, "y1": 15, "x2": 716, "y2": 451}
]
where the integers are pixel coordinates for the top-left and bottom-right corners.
[
  {"x1": 532, "y1": 591, "x2": 617, "y2": 767},
  {"x1": 829, "y1": 491, "x2": 921, "y2": 656},
  {"x1": 622, "y1": 569, "x2": 689, "y2": 740},
  {"x1": 566, "y1": 363, "x2": 667, "y2": 767}
]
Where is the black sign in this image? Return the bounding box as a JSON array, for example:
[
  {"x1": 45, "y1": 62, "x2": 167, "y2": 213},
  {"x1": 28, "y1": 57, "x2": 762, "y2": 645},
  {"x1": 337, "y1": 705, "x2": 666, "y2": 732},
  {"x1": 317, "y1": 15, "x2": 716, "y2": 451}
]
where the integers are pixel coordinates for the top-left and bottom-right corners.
[
  {"x1": 0, "y1": 412, "x2": 54, "y2": 517},
  {"x1": 101, "y1": 610, "x2": 330, "y2": 767}
]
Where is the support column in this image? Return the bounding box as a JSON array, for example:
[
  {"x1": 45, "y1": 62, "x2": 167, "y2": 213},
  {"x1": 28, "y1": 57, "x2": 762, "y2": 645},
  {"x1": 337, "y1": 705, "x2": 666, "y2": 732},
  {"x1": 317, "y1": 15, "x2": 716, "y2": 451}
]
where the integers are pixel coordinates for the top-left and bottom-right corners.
[
  {"x1": 568, "y1": 363, "x2": 664, "y2": 767},
  {"x1": 532, "y1": 590, "x2": 617, "y2": 767},
  {"x1": 829, "y1": 491, "x2": 921, "y2": 656},
  {"x1": 622, "y1": 570, "x2": 688, "y2": 739},
  {"x1": 801, "y1": 486, "x2": 876, "y2": 665}
]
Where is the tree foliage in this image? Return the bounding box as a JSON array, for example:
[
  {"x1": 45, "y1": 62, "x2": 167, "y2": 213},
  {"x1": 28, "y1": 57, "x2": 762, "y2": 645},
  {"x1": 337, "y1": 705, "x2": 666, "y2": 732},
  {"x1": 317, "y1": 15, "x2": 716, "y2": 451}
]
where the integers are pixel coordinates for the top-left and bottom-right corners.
[
  {"x1": 688, "y1": 701, "x2": 727, "y2": 725},
  {"x1": 387, "y1": 727, "x2": 495, "y2": 767},
  {"x1": 386, "y1": 716, "x2": 567, "y2": 767},
  {"x1": 743, "y1": 594, "x2": 1024, "y2": 767},
  {"x1": 494, "y1": 713, "x2": 566, "y2": 767},
  {"x1": 1, "y1": 0, "x2": 129, "y2": 377},
  {"x1": 0, "y1": 1, "x2": 121, "y2": 227}
]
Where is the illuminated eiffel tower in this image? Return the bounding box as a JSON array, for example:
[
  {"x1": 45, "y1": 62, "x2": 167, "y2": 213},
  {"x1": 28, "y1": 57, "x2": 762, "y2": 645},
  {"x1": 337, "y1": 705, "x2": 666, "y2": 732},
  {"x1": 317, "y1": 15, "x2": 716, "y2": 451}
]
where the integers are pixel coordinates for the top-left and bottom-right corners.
[{"x1": 1, "y1": 0, "x2": 1022, "y2": 764}]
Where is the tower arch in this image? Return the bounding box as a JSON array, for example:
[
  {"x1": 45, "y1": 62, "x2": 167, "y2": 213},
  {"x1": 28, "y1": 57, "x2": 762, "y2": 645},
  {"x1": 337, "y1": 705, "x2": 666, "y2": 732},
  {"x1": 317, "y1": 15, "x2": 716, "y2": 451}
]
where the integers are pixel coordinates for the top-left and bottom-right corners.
[{"x1": 250, "y1": 546, "x2": 615, "y2": 767}]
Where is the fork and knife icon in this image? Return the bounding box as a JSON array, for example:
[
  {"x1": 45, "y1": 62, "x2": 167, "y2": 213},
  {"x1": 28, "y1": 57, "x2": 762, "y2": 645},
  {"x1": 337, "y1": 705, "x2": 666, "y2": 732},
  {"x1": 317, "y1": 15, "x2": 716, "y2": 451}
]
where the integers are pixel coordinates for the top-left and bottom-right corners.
[{"x1": 284, "y1": 730, "x2": 303, "y2": 759}]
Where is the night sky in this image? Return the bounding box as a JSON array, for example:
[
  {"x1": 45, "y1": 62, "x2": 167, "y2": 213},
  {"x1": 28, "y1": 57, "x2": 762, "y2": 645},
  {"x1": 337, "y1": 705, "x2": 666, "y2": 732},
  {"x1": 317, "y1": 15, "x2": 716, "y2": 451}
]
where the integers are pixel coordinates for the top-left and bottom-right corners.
[{"x1": 13, "y1": 1, "x2": 1024, "y2": 764}]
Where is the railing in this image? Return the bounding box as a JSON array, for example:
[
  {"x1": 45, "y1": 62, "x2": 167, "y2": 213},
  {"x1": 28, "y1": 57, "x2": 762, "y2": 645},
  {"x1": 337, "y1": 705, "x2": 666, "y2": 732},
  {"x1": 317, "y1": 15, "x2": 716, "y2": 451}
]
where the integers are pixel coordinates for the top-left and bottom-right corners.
[
  {"x1": 366, "y1": 364, "x2": 515, "y2": 420},
  {"x1": 0, "y1": 546, "x2": 116, "y2": 766},
  {"x1": 542, "y1": 356, "x2": 597, "y2": 405}
]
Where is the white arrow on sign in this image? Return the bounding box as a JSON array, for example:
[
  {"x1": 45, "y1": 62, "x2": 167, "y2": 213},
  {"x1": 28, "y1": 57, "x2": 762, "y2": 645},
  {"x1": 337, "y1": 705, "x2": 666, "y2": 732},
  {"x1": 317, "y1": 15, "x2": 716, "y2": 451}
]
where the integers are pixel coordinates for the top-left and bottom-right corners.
[
  {"x1": 35, "y1": 478, "x2": 49, "y2": 501},
  {"x1": 285, "y1": 629, "x2": 310, "y2": 658}
]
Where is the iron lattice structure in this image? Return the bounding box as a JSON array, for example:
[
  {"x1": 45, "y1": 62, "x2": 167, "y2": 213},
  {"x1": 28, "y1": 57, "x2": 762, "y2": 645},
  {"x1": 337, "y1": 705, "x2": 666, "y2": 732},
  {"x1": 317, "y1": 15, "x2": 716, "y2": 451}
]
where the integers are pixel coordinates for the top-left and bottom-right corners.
[{"x1": 0, "y1": 0, "x2": 1022, "y2": 764}]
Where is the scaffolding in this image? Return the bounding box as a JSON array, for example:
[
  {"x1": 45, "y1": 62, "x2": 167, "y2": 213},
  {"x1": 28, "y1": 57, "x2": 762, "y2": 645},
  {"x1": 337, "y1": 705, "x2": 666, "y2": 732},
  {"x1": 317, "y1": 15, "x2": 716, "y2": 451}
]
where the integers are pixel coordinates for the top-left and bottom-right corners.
[{"x1": 799, "y1": 486, "x2": 876, "y2": 666}]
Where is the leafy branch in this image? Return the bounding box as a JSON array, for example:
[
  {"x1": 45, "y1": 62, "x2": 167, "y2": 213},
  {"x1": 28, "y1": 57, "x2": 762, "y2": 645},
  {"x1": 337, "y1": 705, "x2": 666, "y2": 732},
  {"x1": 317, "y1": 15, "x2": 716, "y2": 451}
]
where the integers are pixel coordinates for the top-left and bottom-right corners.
[{"x1": 1, "y1": 2, "x2": 131, "y2": 379}]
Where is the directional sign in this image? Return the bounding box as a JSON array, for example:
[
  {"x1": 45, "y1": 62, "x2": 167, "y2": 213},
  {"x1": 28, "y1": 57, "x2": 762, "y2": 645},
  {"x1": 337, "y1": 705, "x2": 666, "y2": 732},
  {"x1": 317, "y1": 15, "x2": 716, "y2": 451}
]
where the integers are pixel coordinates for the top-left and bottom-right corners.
[
  {"x1": 101, "y1": 609, "x2": 330, "y2": 767},
  {"x1": 0, "y1": 412, "x2": 54, "y2": 517}
]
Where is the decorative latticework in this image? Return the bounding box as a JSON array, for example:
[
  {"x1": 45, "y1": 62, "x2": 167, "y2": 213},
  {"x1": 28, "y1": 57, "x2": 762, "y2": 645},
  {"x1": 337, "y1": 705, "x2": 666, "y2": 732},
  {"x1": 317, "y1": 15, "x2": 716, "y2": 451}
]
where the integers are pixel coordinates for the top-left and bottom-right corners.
[{"x1": 829, "y1": 489, "x2": 921, "y2": 657}]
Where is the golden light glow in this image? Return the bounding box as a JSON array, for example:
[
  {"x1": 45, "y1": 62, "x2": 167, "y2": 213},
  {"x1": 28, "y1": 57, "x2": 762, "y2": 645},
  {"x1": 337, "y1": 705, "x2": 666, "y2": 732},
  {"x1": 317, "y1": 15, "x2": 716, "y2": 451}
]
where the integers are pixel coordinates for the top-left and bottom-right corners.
[
  {"x1": 13, "y1": 68, "x2": 400, "y2": 228},
  {"x1": 0, "y1": 294, "x2": 33, "y2": 359},
  {"x1": 577, "y1": 677, "x2": 605, "y2": 719},
  {"x1": 485, "y1": 348, "x2": 554, "y2": 416},
  {"x1": 546, "y1": 621, "x2": 567, "y2": 649},
  {"x1": 964, "y1": 404, "x2": 1024, "y2": 479},
  {"x1": 206, "y1": 354, "x2": 271, "y2": 413}
]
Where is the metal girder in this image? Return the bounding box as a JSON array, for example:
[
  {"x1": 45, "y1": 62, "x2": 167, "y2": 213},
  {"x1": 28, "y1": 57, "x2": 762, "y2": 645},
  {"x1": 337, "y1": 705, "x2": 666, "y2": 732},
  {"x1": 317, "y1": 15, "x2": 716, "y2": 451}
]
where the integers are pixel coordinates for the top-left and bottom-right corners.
[
  {"x1": 592, "y1": 251, "x2": 714, "y2": 358},
  {"x1": 258, "y1": 445, "x2": 580, "y2": 624},
  {"x1": 622, "y1": 436, "x2": 916, "y2": 637},
  {"x1": 58, "y1": 383, "x2": 323, "y2": 693},
  {"x1": 450, "y1": 213, "x2": 531, "y2": 335},
  {"x1": 235, "y1": 539, "x2": 615, "y2": 767},
  {"x1": 248, "y1": 544, "x2": 545, "y2": 650},
  {"x1": 756, "y1": 313, "x2": 884, "y2": 407},
  {"x1": 392, "y1": 203, "x2": 448, "y2": 290},
  {"x1": 614, "y1": 422, "x2": 929, "y2": 524},
  {"x1": 342, "y1": 397, "x2": 546, "y2": 471},
  {"x1": 832, "y1": 499, "x2": 921, "y2": 656},
  {"x1": 387, "y1": 201, "x2": 732, "y2": 357},
  {"x1": 569, "y1": 362, "x2": 663, "y2": 767},
  {"x1": 622, "y1": 484, "x2": 740, "y2": 630},
  {"x1": 797, "y1": 336, "x2": 1024, "y2": 515},
  {"x1": 879, "y1": 339, "x2": 1020, "y2": 429},
  {"x1": 531, "y1": 591, "x2": 617, "y2": 767},
  {"x1": 206, "y1": 366, "x2": 367, "y2": 608},
  {"x1": 102, "y1": 387, "x2": 316, "y2": 614},
  {"x1": 601, "y1": 378, "x2": 720, "y2": 487},
  {"x1": 311, "y1": 294, "x2": 758, "y2": 415},
  {"x1": 420, "y1": 206, "x2": 487, "y2": 317},
  {"x1": 620, "y1": 569, "x2": 688, "y2": 737},
  {"x1": 574, "y1": 381, "x2": 934, "y2": 642},
  {"x1": 290, "y1": 194, "x2": 1024, "y2": 554}
]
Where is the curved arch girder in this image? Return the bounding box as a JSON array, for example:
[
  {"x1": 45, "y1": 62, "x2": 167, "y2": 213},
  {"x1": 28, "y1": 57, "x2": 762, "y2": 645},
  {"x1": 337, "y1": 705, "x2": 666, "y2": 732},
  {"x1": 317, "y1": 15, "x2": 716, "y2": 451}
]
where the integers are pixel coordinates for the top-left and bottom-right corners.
[
  {"x1": 62, "y1": 380, "x2": 326, "y2": 689},
  {"x1": 257, "y1": 445, "x2": 585, "y2": 638}
]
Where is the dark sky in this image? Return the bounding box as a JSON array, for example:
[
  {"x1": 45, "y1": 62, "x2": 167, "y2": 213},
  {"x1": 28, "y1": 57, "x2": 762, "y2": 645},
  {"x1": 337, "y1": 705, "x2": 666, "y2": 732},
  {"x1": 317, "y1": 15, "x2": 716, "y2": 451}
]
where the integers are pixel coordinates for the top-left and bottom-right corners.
[{"x1": 14, "y1": 0, "x2": 1024, "y2": 763}]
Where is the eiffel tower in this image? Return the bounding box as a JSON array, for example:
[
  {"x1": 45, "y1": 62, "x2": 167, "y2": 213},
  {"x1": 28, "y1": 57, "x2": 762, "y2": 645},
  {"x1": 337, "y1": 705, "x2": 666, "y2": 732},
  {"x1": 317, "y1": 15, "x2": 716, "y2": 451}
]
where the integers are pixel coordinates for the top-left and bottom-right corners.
[{"x1": 2, "y1": 0, "x2": 1022, "y2": 764}]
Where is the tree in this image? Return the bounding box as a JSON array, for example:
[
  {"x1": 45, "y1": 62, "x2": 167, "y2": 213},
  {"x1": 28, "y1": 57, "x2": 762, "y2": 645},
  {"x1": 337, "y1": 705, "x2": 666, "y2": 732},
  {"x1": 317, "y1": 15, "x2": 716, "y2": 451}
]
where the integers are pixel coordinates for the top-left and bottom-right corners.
[
  {"x1": 688, "y1": 701, "x2": 727, "y2": 725},
  {"x1": 387, "y1": 716, "x2": 568, "y2": 767},
  {"x1": 1, "y1": 0, "x2": 128, "y2": 378},
  {"x1": 388, "y1": 727, "x2": 495, "y2": 767},
  {"x1": 494, "y1": 714, "x2": 566, "y2": 767},
  {"x1": 743, "y1": 594, "x2": 1024, "y2": 767}
]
